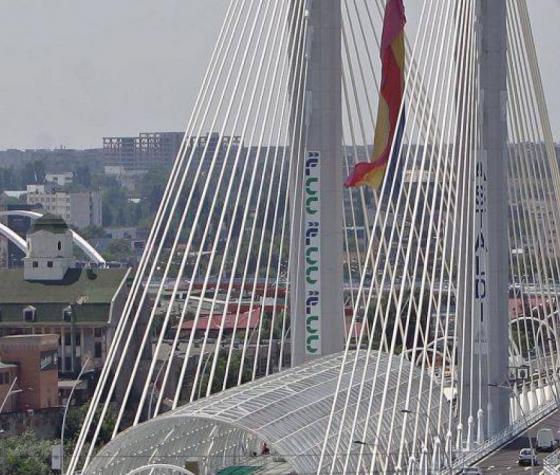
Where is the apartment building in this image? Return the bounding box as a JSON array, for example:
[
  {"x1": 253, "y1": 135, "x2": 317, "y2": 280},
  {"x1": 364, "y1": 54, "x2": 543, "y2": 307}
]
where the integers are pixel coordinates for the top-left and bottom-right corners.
[{"x1": 26, "y1": 185, "x2": 102, "y2": 228}]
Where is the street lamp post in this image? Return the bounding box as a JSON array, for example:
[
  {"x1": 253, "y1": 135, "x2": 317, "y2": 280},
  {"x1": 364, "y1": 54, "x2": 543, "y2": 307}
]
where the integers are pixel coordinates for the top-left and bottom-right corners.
[
  {"x1": 352, "y1": 437, "x2": 389, "y2": 474},
  {"x1": 60, "y1": 356, "x2": 91, "y2": 474}
]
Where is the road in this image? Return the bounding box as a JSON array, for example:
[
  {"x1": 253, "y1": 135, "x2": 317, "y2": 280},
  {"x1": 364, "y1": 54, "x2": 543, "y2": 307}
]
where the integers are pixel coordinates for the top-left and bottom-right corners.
[{"x1": 474, "y1": 409, "x2": 560, "y2": 474}]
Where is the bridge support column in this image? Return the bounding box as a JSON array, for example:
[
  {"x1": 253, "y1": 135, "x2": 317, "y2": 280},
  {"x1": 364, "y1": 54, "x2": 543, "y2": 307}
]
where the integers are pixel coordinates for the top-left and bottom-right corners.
[
  {"x1": 477, "y1": 0, "x2": 510, "y2": 436},
  {"x1": 290, "y1": 0, "x2": 344, "y2": 365}
]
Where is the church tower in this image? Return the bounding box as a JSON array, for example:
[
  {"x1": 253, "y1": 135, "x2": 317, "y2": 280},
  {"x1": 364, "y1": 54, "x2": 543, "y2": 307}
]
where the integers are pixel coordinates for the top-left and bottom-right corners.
[{"x1": 24, "y1": 214, "x2": 75, "y2": 281}]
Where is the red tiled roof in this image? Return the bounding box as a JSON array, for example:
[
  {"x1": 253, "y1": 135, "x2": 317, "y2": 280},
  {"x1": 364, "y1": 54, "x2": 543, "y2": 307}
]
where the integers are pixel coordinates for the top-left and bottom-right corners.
[{"x1": 508, "y1": 296, "x2": 549, "y2": 318}]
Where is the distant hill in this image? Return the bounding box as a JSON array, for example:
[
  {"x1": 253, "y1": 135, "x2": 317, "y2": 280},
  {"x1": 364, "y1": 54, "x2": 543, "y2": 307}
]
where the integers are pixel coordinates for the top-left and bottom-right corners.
[{"x1": 0, "y1": 148, "x2": 104, "y2": 174}]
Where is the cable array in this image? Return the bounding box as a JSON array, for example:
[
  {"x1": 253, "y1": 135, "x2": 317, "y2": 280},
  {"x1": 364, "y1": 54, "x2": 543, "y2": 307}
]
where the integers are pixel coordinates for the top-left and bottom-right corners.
[
  {"x1": 320, "y1": 0, "x2": 560, "y2": 473},
  {"x1": 70, "y1": 1, "x2": 560, "y2": 474}
]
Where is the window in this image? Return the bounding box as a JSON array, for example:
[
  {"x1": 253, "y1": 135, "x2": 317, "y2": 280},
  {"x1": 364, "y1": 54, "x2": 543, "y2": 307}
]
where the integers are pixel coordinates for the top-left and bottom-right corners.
[
  {"x1": 62, "y1": 306, "x2": 72, "y2": 322},
  {"x1": 63, "y1": 332, "x2": 80, "y2": 347},
  {"x1": 23, "y1": 306, "x2": 36, "y2": 322},
  {"x1": 94, "y1": 342, "x2": 102, "y2": 358},
  {"x1": 40, "y1": 351, "x2": 58, "y2": 371},
  {"x1": 47, "y1": 261, "x2": 53, "y2": 268},
  {"x1": 32, "y1": 261, "x2": 39, "y2": 268}
]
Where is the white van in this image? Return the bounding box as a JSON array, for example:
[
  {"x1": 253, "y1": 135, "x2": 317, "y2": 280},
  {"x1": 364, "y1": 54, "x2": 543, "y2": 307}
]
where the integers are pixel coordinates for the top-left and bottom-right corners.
[{"x1": 537, "y1": 428, "x2": 555, "y2": 452}]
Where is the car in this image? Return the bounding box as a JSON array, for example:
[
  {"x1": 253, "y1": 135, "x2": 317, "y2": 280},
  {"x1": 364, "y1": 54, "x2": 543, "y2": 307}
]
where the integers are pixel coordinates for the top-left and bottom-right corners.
[
  {"x1": 537, "y1": 428, "x2": 555, "y2": 452},
  {"x1": 518, "y1": 447, "x2": 538, "y2": 466},
  {"x1": 460, "y1": 468, "x2": 483, "y2": 474}
]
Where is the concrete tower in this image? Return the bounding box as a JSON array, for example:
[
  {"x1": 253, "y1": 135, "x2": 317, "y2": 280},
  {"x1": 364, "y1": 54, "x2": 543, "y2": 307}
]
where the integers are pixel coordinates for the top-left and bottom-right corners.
[
  {"x1": 479, "y1": 0, "x2": 510, "y2": 435},
  {"x1": 462, "y1": 0, "x2": 510, "y2": 439},
  {"x1": 291, "y1": 0, "x2": 345, "y2": 365}
]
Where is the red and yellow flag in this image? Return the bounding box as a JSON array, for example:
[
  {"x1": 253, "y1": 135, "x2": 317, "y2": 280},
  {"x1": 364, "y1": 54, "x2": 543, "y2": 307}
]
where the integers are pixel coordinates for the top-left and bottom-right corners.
[{"x1": 345, "y1": 0, "x2": 406, "y2": 189}]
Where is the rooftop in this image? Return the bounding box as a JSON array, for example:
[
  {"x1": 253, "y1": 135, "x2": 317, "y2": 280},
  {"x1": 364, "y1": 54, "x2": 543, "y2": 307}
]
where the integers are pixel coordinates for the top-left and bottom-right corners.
[
  {"x1": 0, "y1": 268, "x2": 128, "y2": 305},
  {"x1": 0, "y1": 334, "x2": 59, "y2": 347},
  {"x1": 0, "y1": 268, "x2": 129, "y2": 324},
  {"x1": 30, "y1": 213, "x2": 69, "y2": 235},
  {"x1": 0, "y1": 361, "x2": 18, "y2": 370}
]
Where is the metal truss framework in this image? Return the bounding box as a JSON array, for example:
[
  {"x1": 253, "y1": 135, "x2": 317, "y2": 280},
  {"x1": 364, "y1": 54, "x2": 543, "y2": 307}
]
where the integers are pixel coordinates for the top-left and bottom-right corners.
[{"x1": 84, "y1": 352, "x2": 444, "y2": 474}]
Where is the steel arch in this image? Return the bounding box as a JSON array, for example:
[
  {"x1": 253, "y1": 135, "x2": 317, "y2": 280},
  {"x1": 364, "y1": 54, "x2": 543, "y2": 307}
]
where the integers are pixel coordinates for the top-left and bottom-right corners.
[{"x1": 0, "y1": 210, "x2": 106, "y2": 265}]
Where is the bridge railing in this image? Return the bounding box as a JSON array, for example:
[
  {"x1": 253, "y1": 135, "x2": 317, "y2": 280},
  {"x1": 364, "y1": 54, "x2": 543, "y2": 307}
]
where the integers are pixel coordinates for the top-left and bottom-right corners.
[
  {"x1": 543, "y1": 450, "x2": 560, "y2": 474},
  {"x1": 452, "y1": 397, "x2": 558, "y2": 472}
]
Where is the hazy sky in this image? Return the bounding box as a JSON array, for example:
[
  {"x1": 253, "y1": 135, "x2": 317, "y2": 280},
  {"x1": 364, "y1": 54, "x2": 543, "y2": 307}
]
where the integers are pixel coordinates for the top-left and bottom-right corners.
[{"x1": 0, "y1": 1, "x2": 558, "y2": 150}]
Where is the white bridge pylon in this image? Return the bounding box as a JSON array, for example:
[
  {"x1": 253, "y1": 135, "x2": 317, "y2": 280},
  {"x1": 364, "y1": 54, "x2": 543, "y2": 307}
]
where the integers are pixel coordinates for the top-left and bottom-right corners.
[{"x1": 69, "y1": 0, "x2": 560, "y2": 474}]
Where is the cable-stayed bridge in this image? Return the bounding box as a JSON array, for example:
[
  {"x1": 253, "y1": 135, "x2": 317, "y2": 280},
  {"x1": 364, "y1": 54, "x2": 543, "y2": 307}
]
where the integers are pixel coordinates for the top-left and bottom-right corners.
[{"x1": 67, "y1": 0, "x2": 560, "y2": 473}]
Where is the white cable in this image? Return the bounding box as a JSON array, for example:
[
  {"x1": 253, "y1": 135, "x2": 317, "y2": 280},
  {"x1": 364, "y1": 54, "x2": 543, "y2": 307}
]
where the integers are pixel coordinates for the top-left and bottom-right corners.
[
  {"x1": 120, "y1": 0, "x2": 268, "y2": 428},
  {"x1": 196, "y1": 0, "x2": 294, "y2": 396},
  {"x1": 317, "y1": 0, "x2": 441, "y2": 470},
  {"x1": 69, "y1": 1, "x2": 246, "y2": 469}
]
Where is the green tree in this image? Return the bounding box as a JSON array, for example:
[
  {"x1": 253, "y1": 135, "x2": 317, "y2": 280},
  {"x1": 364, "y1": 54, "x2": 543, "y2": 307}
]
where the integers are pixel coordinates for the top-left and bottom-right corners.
[
  {"x1": 78, "y1": 225, "x2": 109, "y2": 240},
  {"x1": 200, "y1": 351, "x2": 252, "y2": 397},
  {"x1": 0, "y1": 431, "x2": 52, "y2": 475},
  {"x1": 102, "y1": 203, "x2": 114, "y2": 227},
  {"x1": 105, "y1": 239, "x2": 132, "y2": 261},
  {"x1": 20, "y1": 160, "x2": 46, "y2": 185},
  {"x1": 63, "y1": 404, "x2": 117, "y2": 471},
  {"x1": 140, "y1": 166, "x2": 170, "y2": 213},
  {"x1": 64, "y1": 404, "x2": 116, "y2": 446},
  {"x1": 0, "y1": 167, "x2": 17, "y2": 193},
  {"x1": 75, "y1": 165, "x2": 92, "y2": 188}
]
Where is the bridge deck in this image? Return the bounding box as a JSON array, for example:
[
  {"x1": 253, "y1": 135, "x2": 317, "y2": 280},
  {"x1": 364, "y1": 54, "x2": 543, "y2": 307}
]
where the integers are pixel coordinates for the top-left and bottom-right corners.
[{"x1": 475, "y1": 409, "x2": 560, "y2": 474}]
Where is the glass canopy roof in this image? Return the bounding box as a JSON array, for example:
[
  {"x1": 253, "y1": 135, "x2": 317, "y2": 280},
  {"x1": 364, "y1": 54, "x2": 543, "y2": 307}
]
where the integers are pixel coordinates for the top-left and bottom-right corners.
[{"x1": 85, "y1": 351, "x2": 444, "y2": 474}]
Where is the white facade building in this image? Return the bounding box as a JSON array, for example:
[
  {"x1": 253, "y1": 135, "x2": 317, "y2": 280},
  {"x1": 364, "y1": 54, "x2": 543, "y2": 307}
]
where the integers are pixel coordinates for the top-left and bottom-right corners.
[
  {"x1": 23, "y1": 214, "x2": 75, "y2": 281},
  {"x1": 26, "y1": 186, "x2": 102, "y2": 229},
  {"x1": 104, "y1": 166, "x2": 147, "y2": 191},
  {"x1": 45, "y1": 172, "x2": 74, "y2": 187}
]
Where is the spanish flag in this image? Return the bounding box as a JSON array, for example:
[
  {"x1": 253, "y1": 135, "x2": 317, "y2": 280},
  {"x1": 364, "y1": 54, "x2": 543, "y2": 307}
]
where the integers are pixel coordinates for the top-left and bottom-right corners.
[{"x1": 345, "y1": 0, "x2": 406, "y2": 189}]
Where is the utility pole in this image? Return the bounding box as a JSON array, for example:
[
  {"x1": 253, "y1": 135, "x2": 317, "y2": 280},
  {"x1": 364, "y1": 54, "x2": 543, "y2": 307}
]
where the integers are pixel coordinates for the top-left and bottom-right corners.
[{"x1": 291, "y1": 0, "x2": 345, "y2": 365}]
